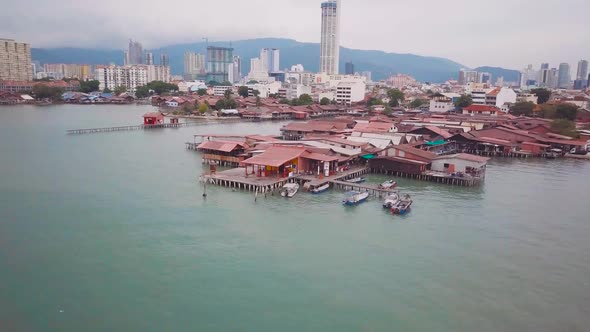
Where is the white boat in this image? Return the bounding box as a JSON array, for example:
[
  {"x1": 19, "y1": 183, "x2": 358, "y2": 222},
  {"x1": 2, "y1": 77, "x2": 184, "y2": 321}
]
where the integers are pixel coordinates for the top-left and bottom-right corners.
[
  {"x1": 379, "y1": 180, "x2": 397, "y2": 190},
  {"x1": 382, "y1": 192, "x2": 400, "y2": 209},
  {"x1": 346, "y1": 177, "x2": 366, "y2": 184},
  {"x1": 342, "y1": 191, "x2": 369, "y2": 206},
  {"x1": 311, "y1": 183, "x2": 330, "y2": 194},
  {"x1": 281, "y1": 183, "x2": 300, "y2": 198}
]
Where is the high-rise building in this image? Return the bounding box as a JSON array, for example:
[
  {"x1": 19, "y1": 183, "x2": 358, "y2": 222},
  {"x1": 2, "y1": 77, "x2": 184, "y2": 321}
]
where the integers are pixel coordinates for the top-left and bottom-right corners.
[
  {"x1": 95, "y1": 64, "x2": 170, "y2": 93},
  {"x1": 206, "y1": 46, "x2": 234, "y2": 83},
  {"x1": 576, "y1": 60, "x2": 588, "y2": 80},
  {"x1": 145, "y1": 52, "x2": 154, "y2": 65},
  {"x1": 260, "y1": 48, "x2": 280, "y2": 73},
  {"x1": 540, "y1": 63, "x2": 549, "y2": 70},
  {"x1": 320, "y1": 0, "x2": 341, "y2": 75},
  {"x1": 232, "y1": 56, "x2": 241, "y2": 83},
  {"x1": 345, "y1": 62, "x2": 354, "y2": 75},
  {"x1": 43, "y1": 64, "x2": 93, "y2": 80},
  {"x1": 247, "y1": 57, "x2": 270, "y2": 82},
  {"x1": 0, "y1": 38, "x2": 32, "y2": 81},
  {"x1": 478, "y1": 72, "x2": 492, "y2": 84},
  {"x1": 127, "y1": 39, "x2": 143, "y2": 65},
  {"x1": 160, "y1": 53, "x2": 169, "y2": 66},
  {"x1": 458, "y1": 69, "x2": 479, "y2": 85},
  {"x1": 360, "y1": 71, "x2": 372, "y2": 82},
  {"x1": 557, "y1": 63, "x2": 571, "y2": 89},
  {"x1": 548, "y1": 68, "x2": 559, "y2": 89},
  {"x1": 184, "y1": 52, "x2": 205, "y2": 80}
]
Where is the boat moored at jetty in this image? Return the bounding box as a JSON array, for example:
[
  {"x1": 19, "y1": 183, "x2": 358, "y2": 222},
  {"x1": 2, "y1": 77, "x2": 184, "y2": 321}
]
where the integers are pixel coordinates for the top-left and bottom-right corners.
[
  {"x1": 379, "y1": 180, "x2": 397, "y2": 190},
  {"x1": 281, "y1": 183, "x2": 300, "y2": 198},
  {"x1": 346, "y1": 177, "x2": 366, "y2": 184},
  {"x1": 383, "y1": 192, "x2": 401, "y2": 209},
  {"x1": 391, "y1": 195, "x2": 413, "y2": 215},
  {"x1": 342, "y1": 191, "x2": 369, "y2": 206},
  {"x1": 310, "y1": 183, "x2": 330, "y2": 194}
]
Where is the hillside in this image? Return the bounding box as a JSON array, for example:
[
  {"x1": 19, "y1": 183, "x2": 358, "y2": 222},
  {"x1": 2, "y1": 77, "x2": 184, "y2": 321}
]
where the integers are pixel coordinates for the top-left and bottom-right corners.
[
  {"x1": 474, "y1": 66, "x2": 520, "y2": 83},
  {"x1": 32, "y1": 38, "x2": 475, "y2": 82}
]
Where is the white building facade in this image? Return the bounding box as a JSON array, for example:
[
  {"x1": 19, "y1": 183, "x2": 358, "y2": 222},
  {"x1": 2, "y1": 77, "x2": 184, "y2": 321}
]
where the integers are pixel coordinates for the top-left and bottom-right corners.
[{"x1": 95, "y1": 65, "x2": 170, "y2": 93}]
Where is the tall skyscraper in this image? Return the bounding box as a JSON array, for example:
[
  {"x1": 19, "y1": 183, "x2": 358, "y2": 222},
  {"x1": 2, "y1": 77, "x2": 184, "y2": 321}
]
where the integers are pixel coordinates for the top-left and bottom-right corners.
[
  {"x1": 160, "y1": 53, "x2": 169, "y2": 66},
  {"x1": 232, "y1": 56, "x2": 241, "y2": 83},
  {"x1": 145, "y1": 52, "x2": 154, "y2": 65},
  {"x1": 260, "y1": 48, "x2": 280, "y2": 73},
  {"x1": 184, "y1": 52, "x2": 205, "y2": 79},
  {"x1": 576, "y1": 60, "x2": 588, "y2": 80},
  {"x1": 206, "y1": 46, "x2": 234, "y2": 83},
  {"x1": 320, "y1": 0, "x2": 341, "y2": 75},
  {"x1": 0, "y1": 38, "x2": 32, "y2": 81},
  {"x1": 458, "y1": 69, "x2": 479, "y2": 85},
  {"x1": 557, "y1": 63, "x2": 571, "y2": 89},
  {"x1": 345, "y1": 62, "x2": 354, "y2": 75},
  {"x1": 127, "y1": 39, "x2": 143, "y2": 65},
  {"x1": 548, "y1": 68, "x2": 559, "y2": 89},
  {"x1": 540, "y1": 63, "x2": 549, "y2": 70}
]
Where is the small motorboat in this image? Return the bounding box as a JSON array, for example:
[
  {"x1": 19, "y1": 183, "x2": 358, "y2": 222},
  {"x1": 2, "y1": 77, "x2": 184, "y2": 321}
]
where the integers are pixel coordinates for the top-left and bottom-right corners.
[
  {"x1": 391, "y1": 195, "x2": 412, "y2": 215},
  {"x1": 342, "y1": 191, "x2": 369, "y2": 206},
  {"x1": 379, "y1": 180, "x2": 397, "y2": 190},
  {"x1": 281, "y1": 183, "x2": 300, "y2": 198},
  {"x1": 382, "y1": 192, "x2": 400, "y2": 209},
  {"x1": 346, "y1": 177, "x2": 366, "y2": 184},
  {"x1": 310, "y1": 183, "x2": 330, "y2": 194}
]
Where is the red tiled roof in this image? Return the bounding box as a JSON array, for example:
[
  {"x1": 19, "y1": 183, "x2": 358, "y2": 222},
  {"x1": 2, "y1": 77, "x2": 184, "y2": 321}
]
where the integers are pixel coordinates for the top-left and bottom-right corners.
[
  {"x1": 242, "y1": 146, "x2": 306, "y2": 167},
  {"x1": 301, "y1": 152, "x2": 340, "y2": 162},
  {"x1": 463, "y1": 105, "x2": 500, "y2": 112},
  {"x1": 143, "y1": 112, "x2": 163, "y2": 118},
  {"x1": 394, "y1": 144, "x2": 437, "y2": 161},
  {"x1": 197, "y1": 141, "x2": 247, "y2": 153}
]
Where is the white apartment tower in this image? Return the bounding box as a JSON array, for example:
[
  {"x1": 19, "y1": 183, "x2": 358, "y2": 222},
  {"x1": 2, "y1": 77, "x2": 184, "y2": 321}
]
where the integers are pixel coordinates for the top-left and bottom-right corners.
[
  {"x1": 260, "y1": 48, "x2": 280, "y2": 73},
  {"x1": 184, "y1": 52, "x2": 205, "y2": 78},
  {"x1": 320, "y1": 0, "x2": 341, "y2": 75},
  {"x1": 0, "y1": 38, "x2": 33, "y2": 81}
]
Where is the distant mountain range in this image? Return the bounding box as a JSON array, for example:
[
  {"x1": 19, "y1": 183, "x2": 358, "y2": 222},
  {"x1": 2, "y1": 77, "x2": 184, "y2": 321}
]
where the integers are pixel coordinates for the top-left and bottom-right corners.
[{"x1": 31, "y1": 38, "x2": 520, "y2": 83}]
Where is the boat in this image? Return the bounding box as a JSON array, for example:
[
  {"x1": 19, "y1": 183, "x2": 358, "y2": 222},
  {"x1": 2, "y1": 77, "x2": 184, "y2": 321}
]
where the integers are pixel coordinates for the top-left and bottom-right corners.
[
  {"x1": 310, "y1": 183, "x2": 330, "y2": 194},
  {"x1": 346, "y1": 177, "x2": 366, "y2": 184},
  {"x1": 379, "y1": 180, "x2": 397, "y2": 190},
  {"x1": 281, "y1": 183, "x2": 300, "y2": 198},
  {"x1": 391, "y1": 195, "x2": 413, "y2": 215},
  {"x1": 342, "y1": 191, "x2": 369, "y2": 206},
  {"x1": 545, "y1": 148, "x2": 563, "y2": 159},
  {"x1": 382, "y1": 192, "x2": 400, "y2": 209}
]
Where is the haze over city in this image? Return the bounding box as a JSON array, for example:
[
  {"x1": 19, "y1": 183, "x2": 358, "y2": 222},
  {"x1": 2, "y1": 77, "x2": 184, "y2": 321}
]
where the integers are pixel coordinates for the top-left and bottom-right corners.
[{"x1": 2, "y1": 0, "x2": 589, "y2": 68}]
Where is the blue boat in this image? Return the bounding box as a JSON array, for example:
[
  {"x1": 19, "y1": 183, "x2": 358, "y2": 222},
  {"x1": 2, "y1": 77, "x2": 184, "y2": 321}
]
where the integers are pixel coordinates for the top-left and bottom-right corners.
[{"x1": 342, "y1": 191, "x2": 369, "y2": 206}]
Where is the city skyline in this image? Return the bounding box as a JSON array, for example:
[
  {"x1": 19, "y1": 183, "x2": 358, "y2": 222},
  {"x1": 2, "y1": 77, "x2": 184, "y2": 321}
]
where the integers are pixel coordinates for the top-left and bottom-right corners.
[{"x1": 2, "y1": 0, "x2": 589, "y2": 70}]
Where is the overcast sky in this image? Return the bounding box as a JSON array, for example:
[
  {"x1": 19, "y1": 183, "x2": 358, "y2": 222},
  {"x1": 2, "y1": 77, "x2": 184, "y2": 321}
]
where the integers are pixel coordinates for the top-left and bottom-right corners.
[{"x1": 2, "y1": 0, "x2": 588, "y2": 69}]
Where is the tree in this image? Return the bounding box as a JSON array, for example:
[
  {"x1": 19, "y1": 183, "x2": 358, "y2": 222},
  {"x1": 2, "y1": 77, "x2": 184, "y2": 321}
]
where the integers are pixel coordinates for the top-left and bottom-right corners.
[
  {"x1": 298, "y1": 94, "x2": 313, "y2": 105},
  {"x1": 256, "y1": 96, "x2": 262, "y2": 107},
  {"x1": 538, "y1": 104, "x2": 556, "y2": 118},
  {"x1": 103, "y1": 87, "x2": 112, "y2": 93},
  {"x1": 197, "y1": 88, "x2": 208, "y2": 96},
  {"x1": 221, "y1": 81, "x2": 232, "y2": 86},
  {"x1": 198, "y1": 103, "x2": 209, "y2": 115},
  {"x1": 531, "y1": 88, "x2": 551, "y2": 104},
  {"x1": 387, "y1": 89, "x2": 404, "y2": 107},
  {"x1": 223, "y1": 89, "x2": 233, "y2": 100},
  {"x1": 252, "y1": 90, "x2": 260, "y2": 97},
  {"x1": 290, "y1": 98, "x2": 301, "y2": 106},
  {"x1": 182, "y1": 102, "x2": 194, "y2": 114},
  {"x1": 32, "y1": 84, "x2": 64, "y2": 101},
  {"x1": 114, "y1": 86, "x2": 127, "y2": 95},
  {"x1": 409, "y1": 99, "x2": 426, "y2": 109},
  {"x1": 550, "y1": 119, "x2": 578, "y2": 138},
  {"x1": 455, "y1": 94, "x2": 473, "y2": 108},
  {"x1": 382, "y1": 104, "x2": 393, "y2": 116},
  {"x1": 278, "y1": 98, "x2": 290, "y2": 104},
  {"x1": 238, "y1": 86, "x2": 249, "y2": 98},
  {"x1": 320, "y1": 97, "x2": 331, "y2": 105},
  {"x1": 247, "y1": 80, "x2": 259, "y2": 84},
  {"x1": 79, "y1": 80, "x2": 100, "y2": 93},
  {"x1": 554, "y1": 103, "x2": 578, "y2": 121},
  {"x1": 367, "y1": 97, "x2": 383, "y2": 107},
  {"x1": 509, "y1": 101, "x2": 535, "y2": 116},
  {"x1": 208, "y1": 80, "x2": 220, "y2": 86}
]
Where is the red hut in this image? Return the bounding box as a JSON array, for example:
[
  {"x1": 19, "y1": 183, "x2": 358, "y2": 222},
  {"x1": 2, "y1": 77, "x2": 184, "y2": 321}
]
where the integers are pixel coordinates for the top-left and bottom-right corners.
[{"x1": 143, "y1": 112, "x2": 164, "y2": 125}]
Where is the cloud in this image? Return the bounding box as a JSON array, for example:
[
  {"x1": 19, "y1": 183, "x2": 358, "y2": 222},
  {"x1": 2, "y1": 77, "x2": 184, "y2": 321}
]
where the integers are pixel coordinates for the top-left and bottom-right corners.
[{"x1": 2, "y1": 0, "x2": 589, "y2": 69}]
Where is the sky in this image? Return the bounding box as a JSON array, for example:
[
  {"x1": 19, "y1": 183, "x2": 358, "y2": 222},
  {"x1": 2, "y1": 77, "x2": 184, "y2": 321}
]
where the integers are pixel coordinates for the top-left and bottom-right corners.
[{"x1": 2, "y1": 0, "x2": 589, "y2": 70}]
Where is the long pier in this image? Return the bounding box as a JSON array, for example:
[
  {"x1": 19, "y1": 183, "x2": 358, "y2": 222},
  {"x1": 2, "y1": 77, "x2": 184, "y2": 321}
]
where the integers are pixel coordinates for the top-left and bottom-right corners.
[{"x1": 67, "y1": 123, "x2": 186, "y2": 134}]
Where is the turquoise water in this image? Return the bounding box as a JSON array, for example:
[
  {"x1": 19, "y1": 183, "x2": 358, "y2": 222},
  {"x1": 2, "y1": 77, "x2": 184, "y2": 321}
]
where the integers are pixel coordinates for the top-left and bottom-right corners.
[{"x1": 1, "y1": 105, "x2": 589, "y2": 331}]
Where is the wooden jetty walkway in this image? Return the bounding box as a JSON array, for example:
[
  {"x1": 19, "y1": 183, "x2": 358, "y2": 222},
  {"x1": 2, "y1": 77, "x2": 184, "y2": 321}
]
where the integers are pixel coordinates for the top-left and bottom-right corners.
[{"x1": 67, "y1": 123, "x2": 186, "y2": 134}]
